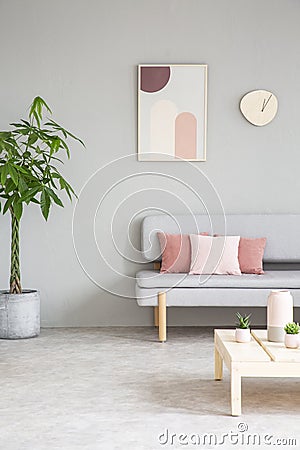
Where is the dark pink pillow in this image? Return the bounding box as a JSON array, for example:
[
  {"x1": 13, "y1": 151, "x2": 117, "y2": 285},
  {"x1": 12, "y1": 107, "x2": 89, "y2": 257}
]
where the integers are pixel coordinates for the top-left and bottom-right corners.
[
  {"x1": 157, "y1": 232, "x2": 208, "y2": 273},
  {"x1": 238, "y1": 237, "x2": 267, "y2": 274}
]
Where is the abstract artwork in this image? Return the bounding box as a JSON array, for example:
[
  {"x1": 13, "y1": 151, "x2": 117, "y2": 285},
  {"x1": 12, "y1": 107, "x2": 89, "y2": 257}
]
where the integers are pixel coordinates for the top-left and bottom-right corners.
[{"x1": 138, "y1": 64, "x2": 207, "y2": 161}]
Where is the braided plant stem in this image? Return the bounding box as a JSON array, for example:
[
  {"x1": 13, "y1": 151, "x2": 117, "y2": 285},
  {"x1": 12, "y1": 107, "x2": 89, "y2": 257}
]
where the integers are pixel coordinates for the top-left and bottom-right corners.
[{"x1": 9, "y1": 207, "x2": 22, "y2": 294}]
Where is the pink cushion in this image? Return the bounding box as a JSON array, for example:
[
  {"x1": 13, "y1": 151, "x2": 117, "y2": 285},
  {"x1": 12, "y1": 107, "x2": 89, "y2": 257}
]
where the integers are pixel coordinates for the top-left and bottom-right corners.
[
  {"x1": 158, "y1": 232, "x2": 208, "y2": 273},
  {"x1": 189, "y1": 235, "x2": 242, "y2": 275},
  {"x1": 238, "y1": 237, "x2": 267, "y2": 274}
]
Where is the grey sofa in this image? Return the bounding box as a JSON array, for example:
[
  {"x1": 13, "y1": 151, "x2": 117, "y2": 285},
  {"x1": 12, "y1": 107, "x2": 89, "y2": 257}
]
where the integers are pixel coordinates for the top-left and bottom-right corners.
[{"x1": 135, "y1": 214, "x2": 300, "y2": 341}]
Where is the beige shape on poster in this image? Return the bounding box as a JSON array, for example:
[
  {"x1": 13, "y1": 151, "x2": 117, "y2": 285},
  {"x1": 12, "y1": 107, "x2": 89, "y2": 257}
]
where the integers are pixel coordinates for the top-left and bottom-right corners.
[{"x1": 150, "y1": 100, "x2": 178, "y2": 157}]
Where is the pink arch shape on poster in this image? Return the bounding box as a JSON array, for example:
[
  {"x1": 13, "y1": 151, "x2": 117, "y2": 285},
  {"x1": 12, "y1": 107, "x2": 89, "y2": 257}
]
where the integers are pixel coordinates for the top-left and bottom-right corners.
[{"x1": 175, "y1": 112, "x2": 197, "y2": 159}]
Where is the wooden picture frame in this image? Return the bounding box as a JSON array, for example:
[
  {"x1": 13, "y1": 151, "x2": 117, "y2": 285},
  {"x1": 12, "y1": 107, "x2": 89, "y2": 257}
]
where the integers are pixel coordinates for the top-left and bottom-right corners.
[{"x1": 138, "y1": 64, "x2": 208, "y2": 161}]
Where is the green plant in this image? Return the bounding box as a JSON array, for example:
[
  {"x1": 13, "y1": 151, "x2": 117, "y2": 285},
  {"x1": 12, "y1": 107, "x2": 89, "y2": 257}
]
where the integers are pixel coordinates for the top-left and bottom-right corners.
[
  {"x1": 0, "y1": 97, "x2": 84, "y2": 294},
  {"x1": 235, "y1": 312, "x2": 251, "y2": 329},
  {"x1": 284, "y1": 322, "x2": 300, "y2": 335}
]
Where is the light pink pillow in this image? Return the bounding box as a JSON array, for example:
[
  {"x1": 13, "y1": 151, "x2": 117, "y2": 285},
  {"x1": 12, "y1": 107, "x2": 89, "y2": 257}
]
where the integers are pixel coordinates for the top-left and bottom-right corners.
[
  {"x1": 189, "y1": 235, "x2": 242, "y2": 275},
  {"x1": 238, "y1": 237, "x2": 267, "y2": 274},
  {"x1": 158, "y1": 232, "x2": 208, "y2": 273}
]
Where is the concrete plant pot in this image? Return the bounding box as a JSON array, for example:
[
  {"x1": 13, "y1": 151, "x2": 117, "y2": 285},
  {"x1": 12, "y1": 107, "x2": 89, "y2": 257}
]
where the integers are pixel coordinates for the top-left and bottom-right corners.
[{"x1": 0, "y1": 290, "x2": 40, "y2": 339}]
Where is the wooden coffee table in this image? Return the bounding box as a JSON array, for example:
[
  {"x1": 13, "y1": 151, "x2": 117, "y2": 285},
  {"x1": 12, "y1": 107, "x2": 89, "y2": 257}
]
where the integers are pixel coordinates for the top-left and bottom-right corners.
[{"x1": 214, "y1": 329, "x2": 300, "y2": 416}]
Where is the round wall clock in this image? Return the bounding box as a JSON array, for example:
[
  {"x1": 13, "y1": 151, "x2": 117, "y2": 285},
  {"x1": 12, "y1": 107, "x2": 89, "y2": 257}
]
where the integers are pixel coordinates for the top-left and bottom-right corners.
[{"x1": 240, "y1": 90, "x2": 278, "y2": 126}]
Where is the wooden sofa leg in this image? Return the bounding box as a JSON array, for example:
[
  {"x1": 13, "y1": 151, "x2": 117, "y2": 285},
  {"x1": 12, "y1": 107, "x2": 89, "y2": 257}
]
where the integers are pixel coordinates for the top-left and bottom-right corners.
[
  {"x1": 158, "y1": 292, "x2": 167, "y2": 342},
  {"x1": 154, "y1": 306, "x2": 159, "y2": 327}
]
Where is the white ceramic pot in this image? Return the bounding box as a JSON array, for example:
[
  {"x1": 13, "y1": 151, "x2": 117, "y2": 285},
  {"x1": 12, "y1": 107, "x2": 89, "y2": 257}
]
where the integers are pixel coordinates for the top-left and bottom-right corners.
[
  {"x1": 284, "y1": 334, "x2": 299, "y2": 349},
  {"x1": 267, "y1": 290, "x2": 293, "y2": 342},
  {"x1": 235, "y1": 328, "x2": 251, "y2": 343}
]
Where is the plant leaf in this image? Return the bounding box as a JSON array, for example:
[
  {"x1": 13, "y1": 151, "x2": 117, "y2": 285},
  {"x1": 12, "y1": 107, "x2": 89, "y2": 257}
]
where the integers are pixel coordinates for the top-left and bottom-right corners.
[
  {"x1": 45, "y1": 119, "x2": 85, "y2": 147},
  {"x1": 50, "y1": 137, "x2": 61, "y2": 156},
  {"x1": 18, "y1": 176, "x2": 28, "y2": 193},
  {"x1": 1, "y1": 164, "x2": 8, "y2": 186},
  {"x1": 7, "y1": 164, "x2": 18, "y2": 186},
  {"x1": 0, "y1": 131, "x2": 12, "y2": 139},
  {"x1": 60, "y1": 139, "x2": 70, "y2": 158},
  {"x1": 30, "y1": 197, "x2": 40, "y2": 204},
  {"x1": 28, "y1": 133, "x2": 38, "y2": 146},
  {"x1": 29, "y1": 96, "x2": 52, "y2": 123},
  {"x1": 38, "y1": 97, "x2": 52, "y2": 115},
  {"x1": 3, "y1": 195, "x2": 14, "y2": 215},
  {"x1": 40, "y1": 189, "x2": 51, "y2": 220},
  {"x1": 33, "y1": 111, "x2": 40, "y2": 127},
  {"x1": 4, "y1": 178, "x2": 16, "y2": 194},
  {"x1": 45, "y1": 187, "x2": 63, "y2": 207},
  {"x1": 19, "y1": 186, "x2": 41, "y2": 203},
  {"x1": 13, "y1": 196, "x2": 23, "y2": 221}
]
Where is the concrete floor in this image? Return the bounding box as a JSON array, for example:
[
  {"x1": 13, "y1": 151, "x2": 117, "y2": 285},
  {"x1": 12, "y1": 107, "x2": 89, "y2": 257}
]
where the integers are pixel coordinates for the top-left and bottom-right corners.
[{"x1": 0, "y1": 327, "x2": 299, "y2": 450}]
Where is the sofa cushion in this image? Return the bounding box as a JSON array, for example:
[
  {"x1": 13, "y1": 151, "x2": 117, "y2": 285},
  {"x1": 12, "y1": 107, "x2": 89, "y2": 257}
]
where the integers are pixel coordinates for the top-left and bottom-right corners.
[
  {"x1": 158, "y1": 232, "x2": 190, "y2": 273},
  {"x1": 189, "y1": 235, "x2": 241, "y2": 275},
  {"x1": 239, "y1": 237, "x2": 267, "y2": 274},
  {"x1": 158, "y1": 232, "x2": 209, "y2": 273},
  {"x1": 136, "y1": 270, "x2": 300, "y2": 289}
]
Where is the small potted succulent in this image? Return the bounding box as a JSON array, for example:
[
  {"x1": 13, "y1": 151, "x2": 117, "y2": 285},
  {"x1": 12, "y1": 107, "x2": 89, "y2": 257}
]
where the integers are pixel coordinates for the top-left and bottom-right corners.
[
  {"x1": 235, "y1": 312, "x2": 252, "y2": 343},
  {"x1": 284, "y1": 322, "x2": 300, "y2": 349}
]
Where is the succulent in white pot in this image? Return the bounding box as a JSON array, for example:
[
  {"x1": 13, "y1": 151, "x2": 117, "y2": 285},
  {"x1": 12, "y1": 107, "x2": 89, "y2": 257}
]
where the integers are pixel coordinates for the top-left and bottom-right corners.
[
  {"x1": 284, "y1": 322, "x2": 300, "y2": 349},
  {"x1": 235, "y1": 312, "x2": 252, "y2": 343}
]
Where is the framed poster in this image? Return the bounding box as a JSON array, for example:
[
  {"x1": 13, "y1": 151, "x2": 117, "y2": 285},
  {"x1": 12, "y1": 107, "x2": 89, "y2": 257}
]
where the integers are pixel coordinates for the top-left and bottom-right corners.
[{"x1": 138, "y1": 64, "x2": 207, "y2": 161}]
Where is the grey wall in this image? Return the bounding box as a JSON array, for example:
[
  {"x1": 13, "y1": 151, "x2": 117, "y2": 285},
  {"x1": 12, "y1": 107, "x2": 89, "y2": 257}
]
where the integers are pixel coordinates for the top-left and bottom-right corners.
[{"x1": 0, "y1": 0, "x2": 300, "y2": 327}]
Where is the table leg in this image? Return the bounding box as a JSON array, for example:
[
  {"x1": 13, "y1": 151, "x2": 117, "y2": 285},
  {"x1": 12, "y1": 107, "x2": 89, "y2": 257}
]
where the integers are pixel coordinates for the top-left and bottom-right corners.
[
  {"x1": 231, "y1": 364, "x2": 241, "y2": 416},
  {"x1": 214, "y1": 346, "x2": 223, "y2": 380}
]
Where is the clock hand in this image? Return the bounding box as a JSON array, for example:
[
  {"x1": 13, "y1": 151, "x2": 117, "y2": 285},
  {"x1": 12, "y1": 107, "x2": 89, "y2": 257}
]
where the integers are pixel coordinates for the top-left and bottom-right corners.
[
  {"x1": 261, "y1": 99, "x2": 266, "y2": 112},
  {"x1": 262, "y1": 94, "x2": 272, "y2": 112}
]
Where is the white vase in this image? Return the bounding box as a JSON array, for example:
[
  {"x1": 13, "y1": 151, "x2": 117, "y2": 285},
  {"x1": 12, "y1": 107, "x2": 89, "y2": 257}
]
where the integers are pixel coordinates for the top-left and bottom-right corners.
[
  {"x1": 235, "y1": 328, "x2": 251, "y2": 343},
  {"x1": 284, "y1": 334, "x2": 299, "y2": 349},
  {"x1": 267, "y1": 290, "x2": 293, "y2": 342}
]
